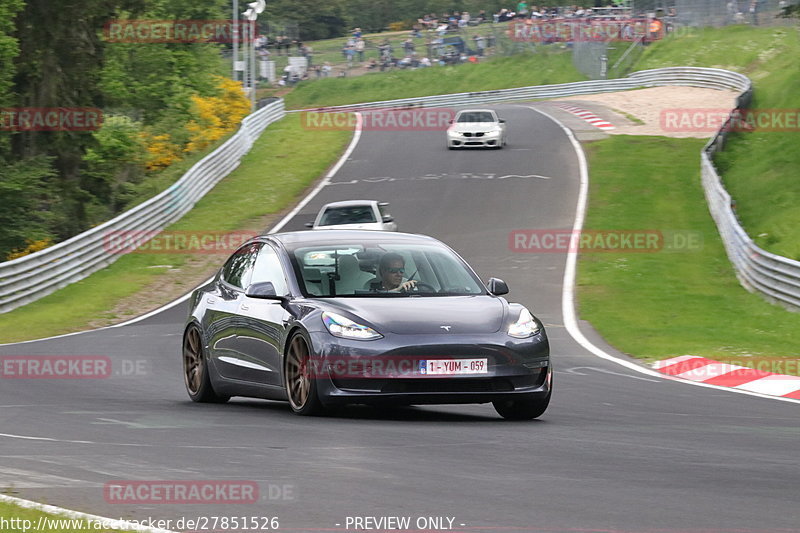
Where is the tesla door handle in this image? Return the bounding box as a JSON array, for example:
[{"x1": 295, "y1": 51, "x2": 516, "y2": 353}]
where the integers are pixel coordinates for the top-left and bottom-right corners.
[{"x1": 240, "y1": 304, "x2": 250, "y2": 311}]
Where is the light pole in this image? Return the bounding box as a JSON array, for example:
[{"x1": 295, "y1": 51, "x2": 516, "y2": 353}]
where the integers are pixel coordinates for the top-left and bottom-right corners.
[
  {"x1": 242, "y1": 0, "x2": 266, "y2": 111},
  {"x1": 232, "y1": 0, "x2": 238, "y2": 81}
]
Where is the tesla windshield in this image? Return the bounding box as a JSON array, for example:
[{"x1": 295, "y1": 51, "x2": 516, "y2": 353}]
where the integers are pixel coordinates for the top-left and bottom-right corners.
[{"x1": 288, "y1": 243, "x2": 486, "y2": 297}]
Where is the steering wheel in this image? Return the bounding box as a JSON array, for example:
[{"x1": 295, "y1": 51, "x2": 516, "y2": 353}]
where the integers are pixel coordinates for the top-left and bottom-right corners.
[{"x1": 406, "y1": 281, "x2": 437, "y2": 293}]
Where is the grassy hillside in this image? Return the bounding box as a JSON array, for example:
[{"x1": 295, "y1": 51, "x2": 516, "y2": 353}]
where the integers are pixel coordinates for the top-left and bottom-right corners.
[
  {"x1": 637, "y1": 26, "x2": 800, "y2": 259},
  {"x1": 580, "y1": 136, "x2": 800, "y2": 369},
  {"x1": 283, "y1": 49, "x2": 582, "y2": 109}
]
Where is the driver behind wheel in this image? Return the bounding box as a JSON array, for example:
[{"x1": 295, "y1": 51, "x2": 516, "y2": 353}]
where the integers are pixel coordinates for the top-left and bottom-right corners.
[{"x1": 365, "y1": 252, "x2": 418, "y2": 292}]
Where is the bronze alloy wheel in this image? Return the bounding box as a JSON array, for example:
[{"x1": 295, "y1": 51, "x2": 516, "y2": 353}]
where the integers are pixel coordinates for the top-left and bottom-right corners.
[
  {"x1": 182, "y1": 324, "x2": 229, "y2": 403},
  {"x1": 183, "y1": 326, "x2": 203, "y2": 396},
  {"x1": 284, "y1": 333, "x2": 323, "y2": 415}
]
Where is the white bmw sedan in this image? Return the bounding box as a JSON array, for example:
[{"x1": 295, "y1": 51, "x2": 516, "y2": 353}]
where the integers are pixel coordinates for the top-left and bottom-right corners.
[
  {"x1": 306, "y1": 200, "x2": 398, "y2": 231},
  {"x1": 446, "y1": 109, "x2": 507, "y2": 149}
]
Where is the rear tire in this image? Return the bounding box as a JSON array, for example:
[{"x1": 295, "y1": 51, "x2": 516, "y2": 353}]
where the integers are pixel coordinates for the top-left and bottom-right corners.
[
  {"x1": 284, "y1": 331, "x2": 325, "y2": 416},
  {"x1": 183, "y1": 324, "x2": 229, "y2": 403},
  {"x1": 493, "y1": 392, "x2": 550, "y2": 420}
]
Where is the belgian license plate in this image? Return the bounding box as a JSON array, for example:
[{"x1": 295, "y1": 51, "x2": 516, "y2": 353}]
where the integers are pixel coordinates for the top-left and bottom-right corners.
[{"x1": 419, "y1": 358, "x2": 488, "y2": 375}]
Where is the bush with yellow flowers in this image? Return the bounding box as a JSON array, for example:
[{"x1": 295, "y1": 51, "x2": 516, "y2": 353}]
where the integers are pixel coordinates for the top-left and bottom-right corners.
[
  {"x1": 142, "y1": 132, "x2": 183, "y2": 172},
  {"x1": 7, "y1": 238, "x2": 54, "y2": 261},
  {"x1": 185, "y1": 76, "x2": 250, "y2": 153}
]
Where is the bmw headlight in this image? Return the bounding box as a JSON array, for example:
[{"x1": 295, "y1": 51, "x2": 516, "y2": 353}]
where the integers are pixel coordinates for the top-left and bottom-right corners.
[
  {"x1": 508, "y1": 308, "x2": 541, "y2": 338},
  {"x1": 322, "y1": 312, "x2": 382, "y2": 340}
]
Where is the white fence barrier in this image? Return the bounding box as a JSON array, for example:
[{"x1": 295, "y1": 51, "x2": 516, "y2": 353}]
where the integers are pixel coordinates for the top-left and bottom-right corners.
[{"x1": 0, "y1": 100, "x2": 285, "y2": 313}]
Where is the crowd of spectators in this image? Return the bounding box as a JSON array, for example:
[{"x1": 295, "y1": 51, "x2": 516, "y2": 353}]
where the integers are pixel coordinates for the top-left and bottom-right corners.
[{"x1": 261, "y1": 4, "x2": 682, "y2": 85}]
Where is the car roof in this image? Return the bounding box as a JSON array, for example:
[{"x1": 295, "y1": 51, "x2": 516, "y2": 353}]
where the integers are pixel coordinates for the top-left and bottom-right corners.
[
  {"x1": 456, "y1": 109, "x2": 496, "y2": 114},
  {"x1": 319, "y1": 200, "x2": 380, "y2": 208},
  {"x1": 266, "y1": 230, "x2": 439, "y2": 247}
]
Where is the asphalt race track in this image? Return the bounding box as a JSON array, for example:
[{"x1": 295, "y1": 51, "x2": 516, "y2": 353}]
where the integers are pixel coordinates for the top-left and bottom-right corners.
[{"x1": 1, "y1": 104, "x2": 799, "y2": 533}]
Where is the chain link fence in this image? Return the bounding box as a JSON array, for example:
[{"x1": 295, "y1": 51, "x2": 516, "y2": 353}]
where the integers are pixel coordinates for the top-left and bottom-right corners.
[{"x1": 572, "y1": 0, "x2": 797, "y2": 79}]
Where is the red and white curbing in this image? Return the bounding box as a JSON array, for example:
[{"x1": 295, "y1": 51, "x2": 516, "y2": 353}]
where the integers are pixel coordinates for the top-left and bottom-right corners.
[
  {"x1": 653, "y1": 355, "x2": 800, "y2": 399},
  {"x1": 553, "y1": 103, "x2": 615, "y2": 131}
]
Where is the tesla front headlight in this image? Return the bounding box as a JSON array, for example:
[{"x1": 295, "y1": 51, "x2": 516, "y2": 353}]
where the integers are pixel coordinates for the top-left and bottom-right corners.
[
  {"x1": 322, "y1": 312, "x2": 382, "y2": 340},
  {"x1": 508, "y1": 308, "x2": 540, "y2": 338}
]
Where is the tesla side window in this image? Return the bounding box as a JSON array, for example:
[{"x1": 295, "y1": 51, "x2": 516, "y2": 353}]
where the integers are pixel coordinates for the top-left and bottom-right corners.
[
  {"x1": 251, "y1": 245, "x2": 289, "y2": 296},
  {"x1": 221, "y1": 243, "x2": 261, "y2": 289}
]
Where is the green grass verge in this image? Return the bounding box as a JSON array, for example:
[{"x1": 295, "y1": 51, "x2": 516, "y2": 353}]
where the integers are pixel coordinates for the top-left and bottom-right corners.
[
  {"x1": 579, "y1": 135, "x2": 800, "y2": 373},
  {"x1": 0, "y1": 115, "x2": 351, "y2": 343},
  {"x1": 637, "y1": 26, "x2": 800, "y2": 259},
  {"x1": 0, "y1": 500, "x2": 131, "y2": 533},
  {"x1": 283, "y1": 49, "x2": 582, "y2": 109}
]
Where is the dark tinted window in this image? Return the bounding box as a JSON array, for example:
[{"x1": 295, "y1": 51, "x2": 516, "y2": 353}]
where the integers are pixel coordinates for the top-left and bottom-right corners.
[
  {"x1": 320, "y1": 205, "x2": 377, "y2": 225},
  {"x1": 457, "y1": 111, "x2": 495, "y2": 123},
  {"x1": 222, "y1": 243, "x2": 260, "y2": 289}
]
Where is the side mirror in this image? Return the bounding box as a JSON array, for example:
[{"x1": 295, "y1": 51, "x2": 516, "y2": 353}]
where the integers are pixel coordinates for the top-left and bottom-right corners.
[
  {"x1": 448, "y1": 119, "x2": 454, "y2": 124},
  {"x1": 246, "y1": 282, "x2": 286, "y2": 301},
  {"x1": 499, "y1": 119, "x2": 506, "y2": 123},
  {"x1": 304, "y1": 222, "x2": 314, "y2": 228},
  {"x1": 382, "y1": 215, "x2": 394, "y2": 223},
  {"x1": 486, "y1": 277, "x2": 509, "y2": 296}
]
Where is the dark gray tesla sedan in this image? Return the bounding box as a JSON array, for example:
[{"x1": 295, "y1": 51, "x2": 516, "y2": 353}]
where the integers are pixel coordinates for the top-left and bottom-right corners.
[{"x1": 182, "y1": 230, "x2": 551, "y2": 419}]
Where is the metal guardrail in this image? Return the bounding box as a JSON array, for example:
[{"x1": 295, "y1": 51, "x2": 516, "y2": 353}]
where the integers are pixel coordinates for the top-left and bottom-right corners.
[
  {"x1": 3, "y1": 67, "x2": 798, "y2": 313},
  {"x1": 701, "y1": 92, "x2": 800, "y2": 310},
  {"x1": 296, "y1": 67, "x2": 751, "y2": 112},
  {"x1": 0, "y1": 100, "x2": 285, "y2": 313},
  {"x1": 297, "y1": 66, "x2": 799, "y2": 310}
]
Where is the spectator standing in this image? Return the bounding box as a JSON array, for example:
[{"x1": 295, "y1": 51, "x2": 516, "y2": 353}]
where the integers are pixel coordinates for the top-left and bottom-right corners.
[
  {"x1": 355, "y1": 38, "x2": 365, "y2": 61},
  {"x1": 473, "y1": 34, "x2": 486, "y2": 56},
  {"x1": 322, "y1": 62, "x2": 331, "y2": 77},
  {"x1": 517, "y1": 1, "x2": 529, "y2": 18},
  {"x1": 749, "y1": 0, "x2": 760, "y2": 24},
  {"x1": 403, "y1": 37, "x2": 415, "y2": 56}
]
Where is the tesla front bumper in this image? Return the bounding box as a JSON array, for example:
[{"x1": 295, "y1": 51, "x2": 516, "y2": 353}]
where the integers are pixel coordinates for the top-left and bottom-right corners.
[{"x1": 306, "y1": 330, "x2": 551, "y2": 405}]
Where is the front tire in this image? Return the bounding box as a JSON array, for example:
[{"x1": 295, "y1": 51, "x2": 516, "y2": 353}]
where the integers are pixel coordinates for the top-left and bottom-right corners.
[
  {"x1": 284, "y1": 331, "x2": 325, "y2": 416},
  {"x1": 493, "y1": 392, "x2": 550, "y2": 420},
  {"x1": 183, "y1": 324, "x2": 229, "y2": 403}
]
